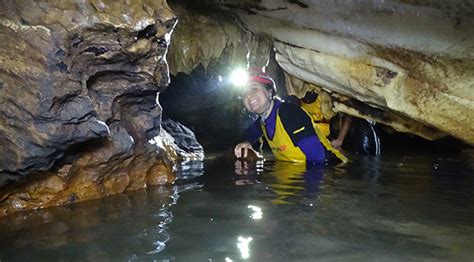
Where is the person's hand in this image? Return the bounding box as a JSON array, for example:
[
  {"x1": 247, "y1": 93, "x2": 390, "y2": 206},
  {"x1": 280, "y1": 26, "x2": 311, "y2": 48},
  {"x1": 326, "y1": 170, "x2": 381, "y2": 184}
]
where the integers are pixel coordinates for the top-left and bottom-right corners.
[
  {"x1": 331, "y1": 138, "x2": 343, "y2": 150},
  {"x1": 234, "y1": 141, "x2": 253, "y2": 158}
]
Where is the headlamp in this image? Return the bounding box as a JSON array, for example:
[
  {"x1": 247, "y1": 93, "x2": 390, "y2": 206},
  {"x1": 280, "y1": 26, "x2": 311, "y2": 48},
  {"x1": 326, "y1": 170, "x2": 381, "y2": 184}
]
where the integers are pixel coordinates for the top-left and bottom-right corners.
[{"x1": 229, "y1": 68, "x2": 248, "y2": 87}]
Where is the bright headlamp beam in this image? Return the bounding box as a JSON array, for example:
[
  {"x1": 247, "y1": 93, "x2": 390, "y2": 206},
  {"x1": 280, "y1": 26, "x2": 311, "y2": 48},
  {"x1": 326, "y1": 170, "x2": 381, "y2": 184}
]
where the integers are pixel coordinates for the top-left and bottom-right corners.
[{"x1": 230, "y1": 68, "x2": 248, "y2": 86}]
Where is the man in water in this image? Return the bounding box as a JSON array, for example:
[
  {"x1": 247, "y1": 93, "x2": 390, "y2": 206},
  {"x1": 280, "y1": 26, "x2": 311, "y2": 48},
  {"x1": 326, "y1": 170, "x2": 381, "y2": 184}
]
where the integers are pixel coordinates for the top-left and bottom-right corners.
[{"x1": 234, "y1": 68, "x2": 347, "y2": 164}]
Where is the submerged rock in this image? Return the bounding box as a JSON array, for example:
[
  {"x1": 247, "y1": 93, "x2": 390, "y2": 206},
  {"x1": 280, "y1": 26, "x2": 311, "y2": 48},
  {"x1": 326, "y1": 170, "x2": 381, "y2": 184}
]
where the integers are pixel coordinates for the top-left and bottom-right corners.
[{"x1": 0, "y1": 0, "x2": 188, "y2": 216}]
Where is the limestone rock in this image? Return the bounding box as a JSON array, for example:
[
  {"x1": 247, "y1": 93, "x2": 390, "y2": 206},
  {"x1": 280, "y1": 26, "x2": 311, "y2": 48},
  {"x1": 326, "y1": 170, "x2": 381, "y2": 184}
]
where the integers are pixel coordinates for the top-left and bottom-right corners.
[
  {"x1": 167, "y1": 3, "x2": 272, "y2": 75},
  {"x1": 0, "y1": 0, "x2": 183, "y2": 215},
  {"x1": 274, "y1": 38, "x2": 473, "y2": 143},
  {"x1": 0, "y1": 125, "x2": 177, "y2": 217},
  {"x1": 161, "y1": 119, "x2": 205, "y2": 160}
]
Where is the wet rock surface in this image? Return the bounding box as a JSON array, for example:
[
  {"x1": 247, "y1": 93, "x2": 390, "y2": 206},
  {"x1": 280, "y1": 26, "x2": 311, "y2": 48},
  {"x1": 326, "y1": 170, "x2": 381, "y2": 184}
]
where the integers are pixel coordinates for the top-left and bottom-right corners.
[
  {"x1": 161, "y1": 119, "x2": 204, "y2": 160},
  {"x1": 0, "y1": 0, "x2": 187, "y2": 215}
]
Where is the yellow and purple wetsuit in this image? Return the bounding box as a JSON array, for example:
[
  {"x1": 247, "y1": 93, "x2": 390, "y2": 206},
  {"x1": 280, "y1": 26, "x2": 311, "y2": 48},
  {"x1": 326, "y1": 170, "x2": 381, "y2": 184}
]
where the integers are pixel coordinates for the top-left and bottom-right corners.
[{"x1": 243, "y1": 100, "x2": 347, "y2": 163}]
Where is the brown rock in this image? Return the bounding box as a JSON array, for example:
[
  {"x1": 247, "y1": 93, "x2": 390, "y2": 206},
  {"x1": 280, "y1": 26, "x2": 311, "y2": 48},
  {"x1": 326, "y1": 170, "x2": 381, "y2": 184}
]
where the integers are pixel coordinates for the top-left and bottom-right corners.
[{"x1": 0, "y1": 0, "x2": 194, "y2": 216}]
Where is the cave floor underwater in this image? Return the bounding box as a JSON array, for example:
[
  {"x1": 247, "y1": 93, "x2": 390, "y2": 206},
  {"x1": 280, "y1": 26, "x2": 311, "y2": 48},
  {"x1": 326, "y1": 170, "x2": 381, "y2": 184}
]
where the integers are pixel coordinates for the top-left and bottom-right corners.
[{"x1": 0, "y1": 149, "x2": 472, "y2": 261}]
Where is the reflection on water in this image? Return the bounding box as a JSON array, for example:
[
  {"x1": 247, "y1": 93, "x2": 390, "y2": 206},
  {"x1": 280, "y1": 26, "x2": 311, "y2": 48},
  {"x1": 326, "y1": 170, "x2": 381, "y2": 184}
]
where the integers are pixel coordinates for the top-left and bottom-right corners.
[
  {"x1": 0, "y1": 174, "x2": 203, "y2": 261},
  {"x1": 0, "y1": 151, "x2": 473, "y2": 261},
  {"x1": 263, "y1": 162, "x2": 325, "y2": 205}
]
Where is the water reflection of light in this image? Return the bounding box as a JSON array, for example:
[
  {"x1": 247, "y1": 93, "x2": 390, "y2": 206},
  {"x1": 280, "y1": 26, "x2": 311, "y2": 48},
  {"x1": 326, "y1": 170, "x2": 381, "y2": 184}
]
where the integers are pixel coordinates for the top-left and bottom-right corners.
[
  {"x1": 147, "y1": 207, "x2": 173, "y2": 255},
  {"x1": 146, "y1": 183, "x2": 203, "y2": 255},
  {"x1": 237, "y1": 236, "x2": 253, "y2": 259},
  {"x1": 176, "y1": 161, "x2": 205, "y2": 180},
  {"x1": 225, "y1": 257, "x2": 233, "y2": 262},
  {"x1": 247, "y1": 205, "x2": 262, "y2": 220}
]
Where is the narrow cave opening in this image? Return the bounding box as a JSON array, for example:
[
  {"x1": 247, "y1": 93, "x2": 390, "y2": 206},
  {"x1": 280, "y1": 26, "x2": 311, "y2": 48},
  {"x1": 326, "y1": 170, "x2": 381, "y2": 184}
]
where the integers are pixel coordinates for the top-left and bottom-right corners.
[{"x1": 159, "y1": 64, "x2": 248, "y2": 151}]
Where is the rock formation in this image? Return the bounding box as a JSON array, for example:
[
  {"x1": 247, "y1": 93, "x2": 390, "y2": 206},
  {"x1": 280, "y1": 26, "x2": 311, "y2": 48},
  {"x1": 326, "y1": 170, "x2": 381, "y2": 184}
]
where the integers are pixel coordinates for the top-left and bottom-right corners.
[
  {"x1": 166, "y1": 3, "x2": 271, "y2": 75},
  {"x1": 0, "y1": 0, "x2": 204, "y2": 216},
  {"x1": 161, "y1": 119, "x2": 205, "y2": 160},
  {"x1": 174, "y1": 0, "x2": 474, "y2": 145},
  {"x1": 163, "y1": 3, "x2": 272, "y2": 147}
]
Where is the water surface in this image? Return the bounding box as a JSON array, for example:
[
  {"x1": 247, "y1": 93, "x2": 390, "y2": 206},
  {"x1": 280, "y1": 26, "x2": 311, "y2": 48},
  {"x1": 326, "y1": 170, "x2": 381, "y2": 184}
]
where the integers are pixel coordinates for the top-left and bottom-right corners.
[{"x1": 0, "y1": 150, "x2": 472, "y2": 261}]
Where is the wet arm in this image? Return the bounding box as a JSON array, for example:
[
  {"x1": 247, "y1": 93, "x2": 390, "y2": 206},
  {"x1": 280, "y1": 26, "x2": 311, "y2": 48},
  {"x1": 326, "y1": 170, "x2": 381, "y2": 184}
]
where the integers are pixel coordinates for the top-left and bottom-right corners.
[{"x1": 332, "y1": 115, "x2": 352, "y2": 148}]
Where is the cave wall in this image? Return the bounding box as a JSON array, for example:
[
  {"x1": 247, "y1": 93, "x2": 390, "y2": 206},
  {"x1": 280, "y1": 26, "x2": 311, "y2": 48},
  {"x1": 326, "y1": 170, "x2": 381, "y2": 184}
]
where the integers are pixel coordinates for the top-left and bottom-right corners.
[{"x1": 0, "y1": 0, "x2": 201, "y2": 216}]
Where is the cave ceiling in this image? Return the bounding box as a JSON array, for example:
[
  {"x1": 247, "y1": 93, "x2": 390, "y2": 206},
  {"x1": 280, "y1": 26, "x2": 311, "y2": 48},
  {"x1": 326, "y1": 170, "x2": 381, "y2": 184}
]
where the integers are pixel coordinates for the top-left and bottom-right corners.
[{"x1": 170, "y1": 0, "x2": 474, "y2": 144}]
